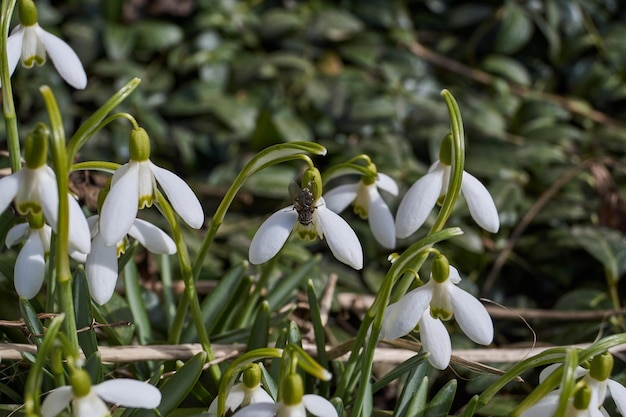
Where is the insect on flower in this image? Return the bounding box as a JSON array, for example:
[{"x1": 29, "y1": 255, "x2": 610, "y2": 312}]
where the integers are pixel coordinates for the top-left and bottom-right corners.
[{"x1": 289, "y1": 181, "x2": 318, "y2": 226}]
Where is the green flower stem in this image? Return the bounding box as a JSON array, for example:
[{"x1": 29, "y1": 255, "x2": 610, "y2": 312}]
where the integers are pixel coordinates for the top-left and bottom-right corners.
[
  {"x1": 23, "y1": 314, "x2": 65, "y2": 417},
  {"x1": 1, "y1": 0, "x2": 20, "y2": 173},
  {"x1": 167, "y1": 143, "x2": 326, "y2": 344},
  {"x1": 156, "y1": 191, "x2": 221, "y2": 384},
  {"x1": 71, "y1": 161, "x2": 120, "y2": 173},
  {"x1": 40, "y1": 86, "x2": 79, "y2": 350}
]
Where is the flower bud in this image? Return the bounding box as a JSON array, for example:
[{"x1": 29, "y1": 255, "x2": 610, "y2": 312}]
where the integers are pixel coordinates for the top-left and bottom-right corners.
[
  {"x1": 282, "y1": 374, "x2": 304, "y2": 406},
  {"x1": 589, "y1": 352, "x2": 613, "y2": 382},
  {"x1": 129, "y1": 128, "x2": 151, "y2": 162},
  {"x1": 18, "y1": 0, "x2": 38, "y2": 27}
]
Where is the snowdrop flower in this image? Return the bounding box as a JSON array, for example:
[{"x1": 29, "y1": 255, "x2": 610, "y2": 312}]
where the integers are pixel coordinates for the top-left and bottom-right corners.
[
  {"x1": 395, "y1": 136, "x2": 499, "y2": 238},
  {"x1": 41, "y1": 370, "x2": 161, "y2": 417},
  {"x1": 324, "y1": 171, "x2": 398, "y2": 249},
  {"x1": 380, "y1": 255, "x2": 493, "y2": 369},
  {"x1": 99, "y1": 128, "x2": 204, "y2": 247},
  {"x1": 0, "y1": 130, "x2": 91, "y2": 255},
  {"x1": 85, "y1": 214, "x2": 176, "y2": 305},
  {"x1": 5, "y1": 0, "x2": 87, "y2": 89},
  {"x1": 249, "y1": 168, "x2": 363, "y2": 270},
  {"x1": 522, "y1": 354, "x2": 626, "y2": 417},
  {"x1": 232, "y1": 374, "x2": 337, "y2": 417},
  {"x1": 208, "y1": 364, "x2": 274, "y2": 416},
  {"x1": 522, "y1": 384, "x2": 607, "y2": 417}
]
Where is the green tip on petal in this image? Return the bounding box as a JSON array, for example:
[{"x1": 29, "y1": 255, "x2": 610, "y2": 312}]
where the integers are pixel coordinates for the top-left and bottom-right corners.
[
  {"x1": 27, "y1": 212, "x2": 45, "y2": 229},
  {"x1": 573, "y1": 382, "x2": 592, "y2": 410},
  {"x1": 24, "y1": 124, "x2": 49, "y2": 169},
  {"x1": 242, "y1": 364, "x2": 262, "y2": 389},
  {"x1": 590, "y1": 352, "x2": 613, "y2": 381},
  {"x1": 18, "y1": 0, "x2": 38, "y2": 26},
  {"x1": 301, "y1": 167, "x2": 322, "y2": 200},
  {"x1": 129, "y1": 128, "x2": 151, "y2": 161},
  {"x1": 70, "y1": 369, "x2": 93, "y2": 398},
  {"x1": 431, "y1": 254, "x2": 450, "y2": 284},
  {"x1": 438, "y1": 133, "x2": 453, "y2": 166},
  {"x1": 282, "y1": 374, "x2": 304, "y2": 406}
]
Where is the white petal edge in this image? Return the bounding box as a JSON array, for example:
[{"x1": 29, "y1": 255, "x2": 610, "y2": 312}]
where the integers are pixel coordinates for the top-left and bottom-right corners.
[
  {"x1": 128, "y1": 218, "x2": 176, "y2": 254},
  {"x1": 100, "y1": 163, "x2": 139, "y2": 246},
  {"x1": 249, "y1": 207, "x2": 297, "y2": 265},
  {"x1": 73, "y1": 391, "x2": 110, "y2": 417},
  {"x1": 316, "y1": 204, "x2": 363, "y2": 270},
  {"x1": 0, "y1": 170, "x2": 21, "y2": 213},
  {"x1": 367, "y1": 187, "x2": 396, "y2": 249},
  {"x1": 376, "y1": 172, "x2": 399, "y2": 196},
  {"x1": 420, "y1": 310, "x2": 452, "y2": 370},
  {"x1": 6, "y1": 223, "x2": 28, "y2": 248},
  {"x1": 607, "y1": 379, "x2": 626, "y2": 416},
  {"x1": 461, "y1": 171, "x2": 500, "y2": 233},
  {"x1": 36, "y1": 26, "x2": 87, "y2": 89},
  {"x1": 380, "y1": 284, "x2": 433, "y2": 340},
  {"x1": 303, "y1": 394, "x2": 338, "y2": 417},
  {"x1": 518, "y1": 394, "x2": 559, "y2": 417},
  {"x1": 38, "y1": 167, "x2": 60, "y2": 229},
  {"x1": 395, "y1": 169, "x2": 444, "y2": 239},
  {"x1": 323, "y1": 183, "x2": 358, "y2": 213},
  {"x1": 231, "y1": 403, "x2": 277, "y2": 417},
  {"x1": 15, "y1": 231, "x2": 46, "y2": 299},
  {"x1": 5, "y1": 26, "x2": 24, "y2": 81},
  {"x1": 41, "y1": 386, "x2": 73, "y2": 417},
  {"x1": 86, "y1": 234, "x2": 118, "y2": 305},
  {"x1": 208, "y1": 384, "x2": 246, "y2": 414},
  {"x1": 448, "y1": 284, "x2": 493, "y2": 345},
  {"x1": 68, "y1": 194, "x2": 91, "y2": 254},
  {"x1": 150, "y1": 162, "x2": 205, "y2": 229},
  {"x1": 94, "y1": 379, "x2": 161, "y2": 409}
]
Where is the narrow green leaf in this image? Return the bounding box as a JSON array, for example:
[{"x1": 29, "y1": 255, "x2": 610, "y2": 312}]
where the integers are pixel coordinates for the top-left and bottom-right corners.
[
  {"x1": 72, "y1": 266, "x2": 98, "y2": 358},
  {"x1": 247, "y1": 301, "x2": 270, "y2": 350},
  {"x1": 424, "y1": 379, "x2": 457, "y2": 417},
  {"x1": 306, "y1": 281, "x2": 329, "y2": 392},
  {"x1": 372, "y1": 353, "x2": 429, "y2": 394},
  {"x1": 19, "y1": 298, "x2": 44, "y2": 348},
  {"x1": 123, "y1": 261, "x2": 153, "y2": 344},
  {"x1": 456, "y1": 396, "x2": 479, "y2": 417},
  {"x1": 395, "y1": 363, "x2": 429, "y2": 417},
  {"x1": 265, "y1": 256, "x2": 319, "y2": 311},
  {"x1": 211, "y1": 276, "x2": 253, "y2": 336}
]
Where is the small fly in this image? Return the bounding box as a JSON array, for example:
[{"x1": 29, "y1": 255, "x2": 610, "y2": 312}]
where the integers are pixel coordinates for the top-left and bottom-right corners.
[{"x1": 289, "y1": 181, "x2": 317, "y2": 226}]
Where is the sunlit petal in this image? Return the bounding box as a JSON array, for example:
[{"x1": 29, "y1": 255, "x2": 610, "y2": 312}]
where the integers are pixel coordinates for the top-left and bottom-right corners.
[
  {"x1": 395, "y1": 169, "x2": 443, "y2": 238},
  {"x1": 0, "y1": 171, "x2": 21, "y2": 213},
  {"x1": 316, "y1": 204, "x2": 363, "y2": 270},
  {"x1": 128, "y1": 219, "x2": 176, "y2": 254},
  {"x1": 380, "y1": 284, "x2": 433, "y2": 340},
  {"x1": 5, "y1": 26, "x2": 24, "y2": 79},
  {"x1": 607, "y1": 379, "x2": 626, "y2": 416},
  {"x1": 461, "y1": 171, "x2": 499, "y2": 233},
  {"x1": 41, "y1": 386, "x2": 73, "y2": 417},
  {"x1": 232, "y1": 403, "x2": 277, "y2": 417},
  {"x1": 73, "y1": 391, "x2": 110, "y2": 417},
  {"x1": 86, "y1": 234, "x2": 118, "y2": 305},
  {"x1": 376, "y1": 172, "x2": 399, "y2": 195},
  {"x1": 367, "y1": 187, "x2": 395, "y2": 249},
  {"x1": 100, "y1": 163, "x2": 139, "y2": 246},
  {"x1": 249, "y1": 207, "x2": 297, "y2": 265},
  {"x1": 448, "y1": 265, "x2": 461, "y2": 284},
  {"x1": 15, "y1": 231, "x2": 45, "y2": 299},
  {"x1": 302, "y1": 394, "x2": 338, "y2": 417},
  {"x1": 448, "y1": 285, "x2": 493, "y2": 345},
  {"x1": 5, "y1": 223, "x2": 28, "y2": 248},
  {"x1": 36, "y1": 26, "x2": 87, "y2": 89},
  {"x1": 94, "y1": 379, "x2": 161, "y2": 409},
  {"x1": 208, "y1": 384, "x2": 246, "y2": 415},
  {"x1": 68, "y1": 194, "x2": 91, "y2": 254},
  {"x1": 323, "y1": 183, "x2": 358, "y2": 213},
  {"x1": 38, "y1": 167, "x2": 60, "y2": 228},
  {"x1": 150, "y1": 162, "x2": 204, "y2": 229},
  {"x1": 519, "y1": 394, "x2": 559, "y2": 417},
  {"x1": 420, "y1": 310, "x2": 451, "y2": 370}
]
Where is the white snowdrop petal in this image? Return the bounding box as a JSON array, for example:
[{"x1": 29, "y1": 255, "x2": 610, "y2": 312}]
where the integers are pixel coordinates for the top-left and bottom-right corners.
[
  {"x1": 419, "y1": 311, "x2": 452, "y2": 370},
  {"x1": 100, "y1": 164, "x2": 139, "y2": 246},
  {"x1": 73, "y1": 391, "x2": 110, "y2": 417},
  {"x1": 5, "y1": 26, "x2": 24, "y2": 80},
  {"x1": 0, "y1": 171, "x2": 21, "y2": 214},
  {"x1": 376, "y1": 172, "x2": 399, "y2": 196},
  {"x1": 367, "y1": 187, "x2": 396, "y2": 249},
  {"x1": 38, "y1": 167, "x2": 60, "y2": 229},
  {"x1": 249, "y1": 208, "x2": 297, "y2": 264},
  {"x1": 395, "y1": 170, "x2": 443, "y2": 239},
  {"x1": 231, "y1": 403, "x2": 277, "y2": 417},
  {"x1": 86, "y1": 235, "x2": 119, "y2": 305},
  {"x1": 36, "y1": 27, "x2": 87, "y2": 89},
  {"x1": 461, "y1": 171, "x2": 499, "y2": 233},
  {"x1": 68, "y1": 194, "x2": 91, "y2": 254},
  {"x1": 607, "y1": 379, "x2": 626, "y2": 416},
  {"x1": 316, "y1": 205, "x2": 363, "y2": 270},
  {"x1": 380, "y1": 284, "x2": 433, "y2": 340},
  {"x1": 15, "y1": 231, "x2": 46, "y2": 299},
  {"x1": 128, "y1": 218, "x2": 176, "y2": 254},
  {"x1": 302, "y1": 394, "x2": 338, "y2": 417},
  {"x1": 448, "y1": 285, "x2": 493, "y2": 345},
  {"x1": 41, "y1": 386, "x2": 73, "y2": 417},
  {"x1": 448, "y1": 265, "x2": 462, "y2": 284},
  {"x1": 150, "y1": 162, "x2": 205, "y2": 229},
  {"x1": 94, "y1": 379, "x2": 161, "y2": 409},
  {"x1": 518, "y1": 394, "x2": 559, "y2": 417},
  {"x1": 250, "y1": 387, "x2": 275, "y2": 403},
  {"x1": 6, "y1": 223, "x2": 29, "y2": 248},
  {"x1": 323, "y1": 183, "x2": 358, "y2": 213}
]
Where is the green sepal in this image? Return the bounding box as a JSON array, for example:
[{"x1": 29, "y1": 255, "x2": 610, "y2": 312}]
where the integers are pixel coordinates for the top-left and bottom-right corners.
[
  {"x1": 70, "y1": 369, "x2": 92, "y2": 398},
  {"x1": 129, "y1": 127, "x2": 151, "y2": 161},
  {"x1": 242, "y1": 364, "x2": 263, "y2": 389},
  {"x1": 24, "y1": 124, "x2": 49, "y2": 169},
  {"x1": 589, "y1": 352, "x2": 613, "y2": 381},
  {"x1": 301, "y1": 166, "x2": 323, "y2": 199},
  {"x1": 431, "y1": 254, "x2": 450, "y2": 284},
  {"x1": 18, "y1": 0, "x2": 38, "y2": 26},
  {"x1": 572, "y1": 382, "x2": 592, "y2": 410},
  {"x1": 282, "y1": 374, "x2": 304, "y2": 406}
]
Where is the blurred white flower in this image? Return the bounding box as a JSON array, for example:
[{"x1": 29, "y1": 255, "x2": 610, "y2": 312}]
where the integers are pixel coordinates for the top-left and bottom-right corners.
[
  {"x1": 380, "y1": 265, "x2": 493, "y2": 370},
  {"x1": 6, "y1": 23, "x2": 87, "y2": 89},
  {"x1": 231, "y1": 395, "x2": 337, "y2": 417},
  {"x1": 208, "y1": 382, "x2": 274, "y2": 416},
  {"x1": 41, "y1": 378, "x2": 161, "y2": 417},
  {"x1": 395, "y1": 161, "x2": 499, "y2": 238},
  {"x1": 84, "y1": 215, "x2": 176, "y2": 305},
  {"x1": 248, "y1": 196, "x2": 363, "y2": 270},
  {"x1": 324, "y1": 173, "x2": 398, "y2": 249}
]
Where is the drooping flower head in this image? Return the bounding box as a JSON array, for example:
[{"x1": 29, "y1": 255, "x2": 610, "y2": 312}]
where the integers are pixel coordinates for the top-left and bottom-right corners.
[
  {"x1": 41, "y1": 368, "x2": 161, "y2": 417},
  {"x1": 395, "y1": 134, "x2": 499, "y2": 238},
  {"x1": 380, "y1": 254, "x2": 493, "y2": 369},
  {"x1": 208, "y1": 364, "x2": 274, "y2": 416},
  {"x1": 324, "y1": 160, "x2": 398, "y2": 249},
  {"x1": 98, "y1": 127, "x2": 204, "y2": 247},
  {"x1": 249, "y1": 167, "x2": 363, "y2": 270},
  {"x1": 5, "y1": 0, "x2": 87, "y2": 89}
]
